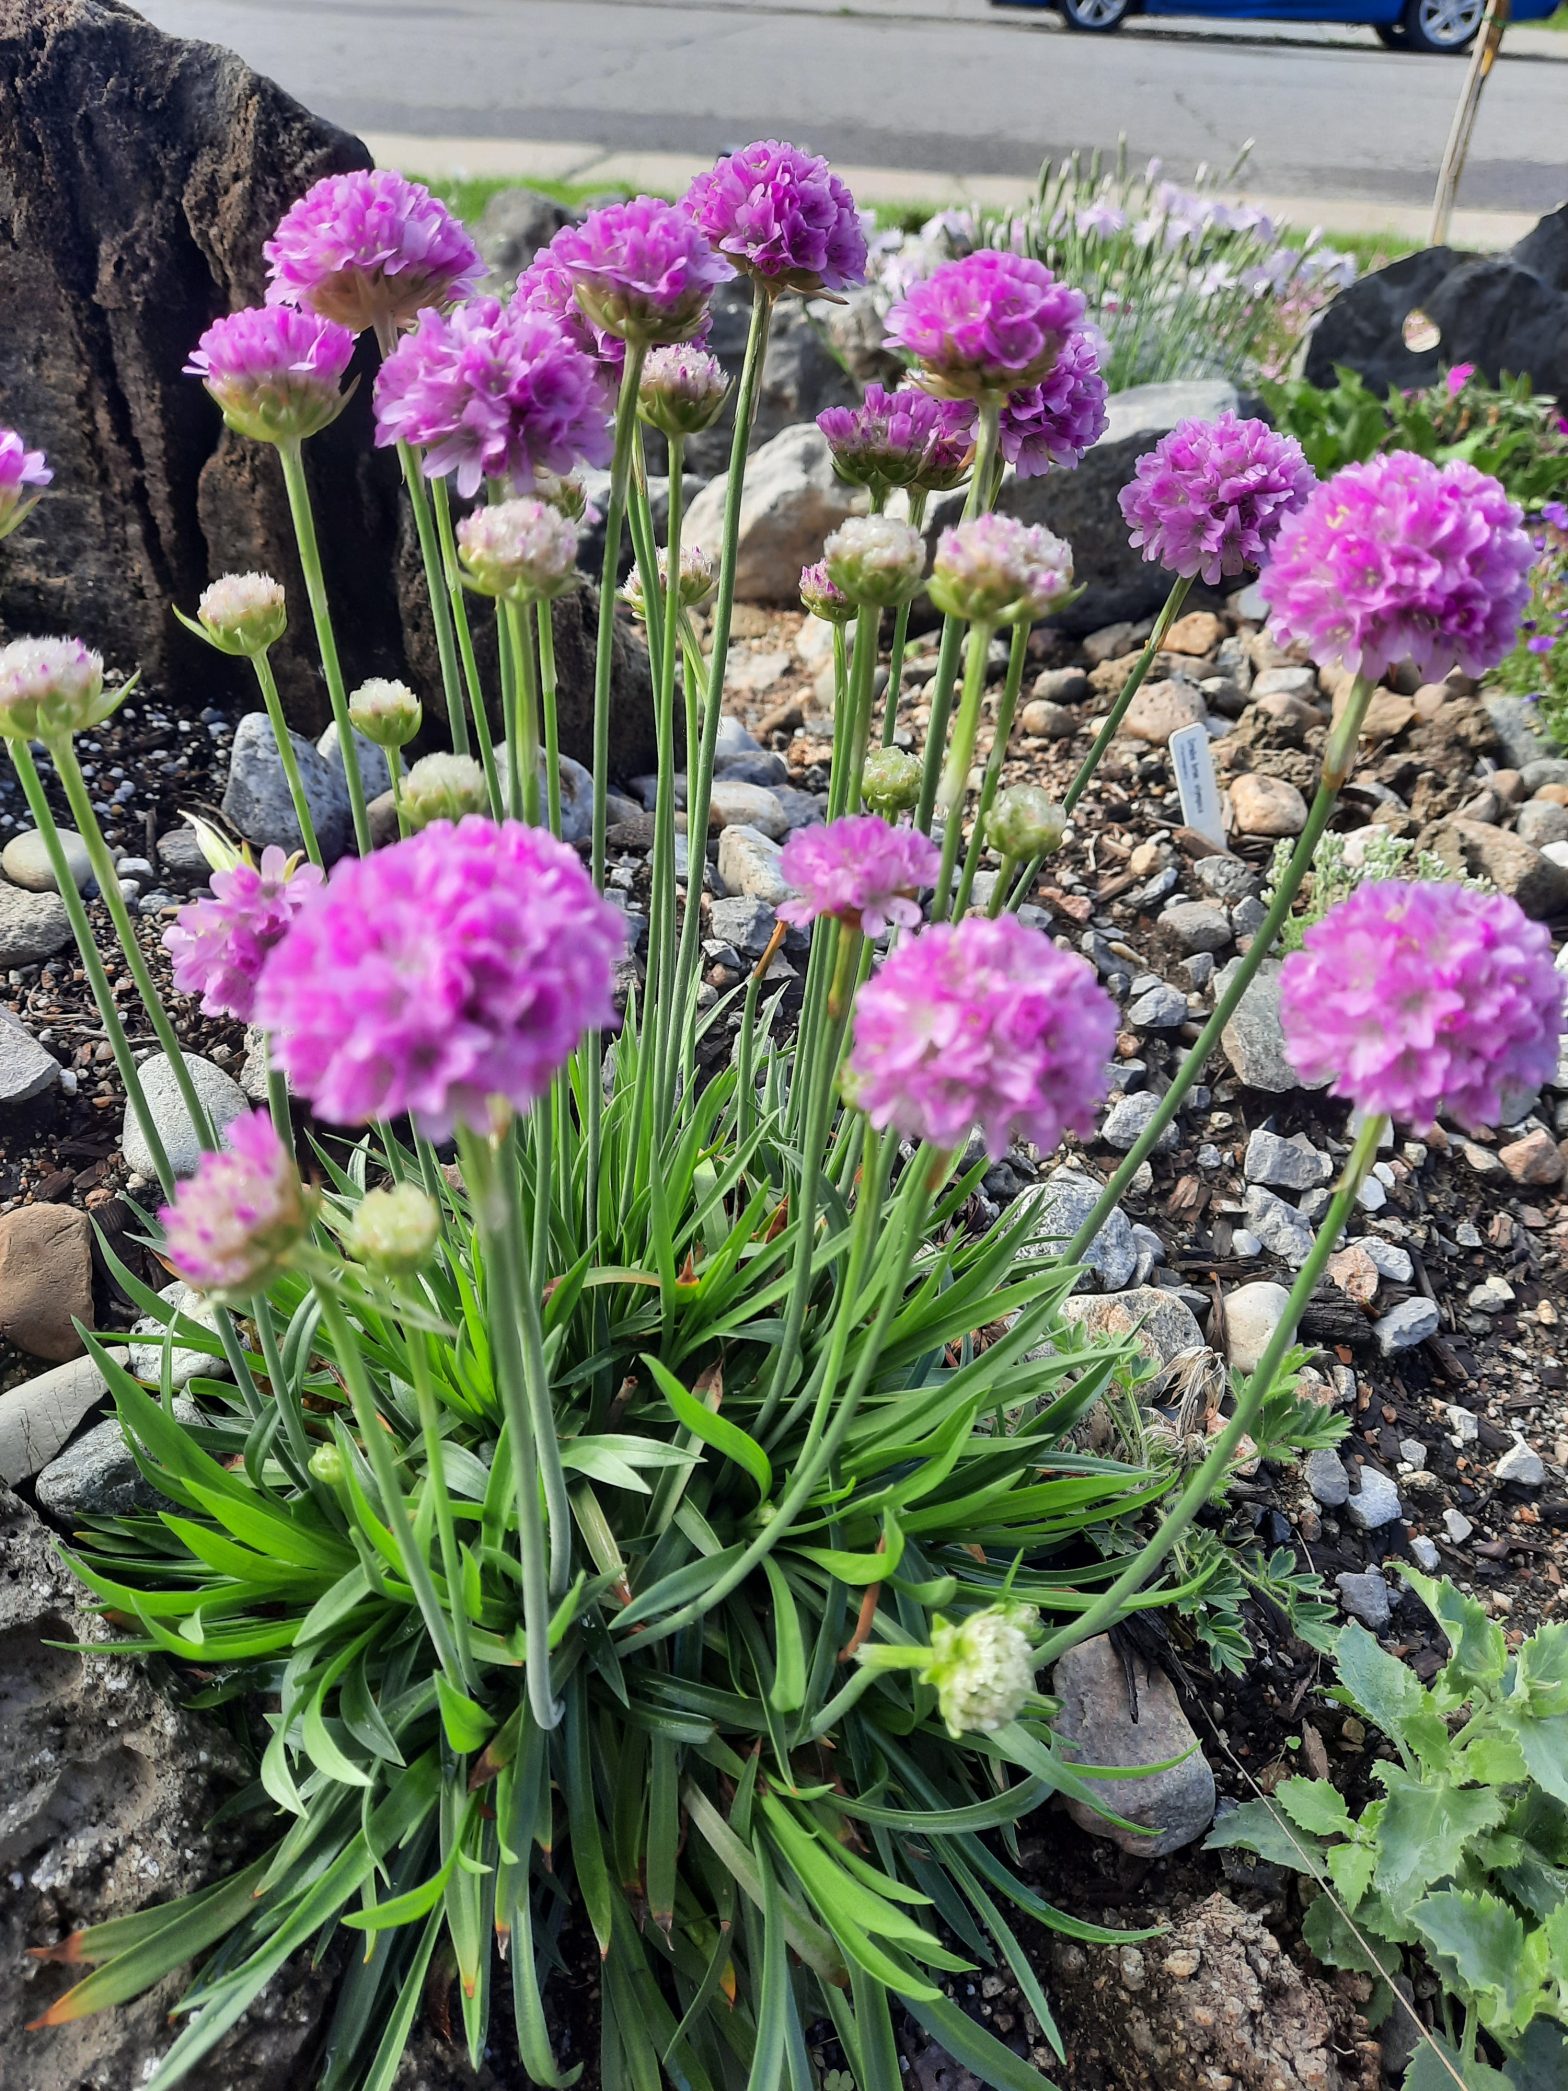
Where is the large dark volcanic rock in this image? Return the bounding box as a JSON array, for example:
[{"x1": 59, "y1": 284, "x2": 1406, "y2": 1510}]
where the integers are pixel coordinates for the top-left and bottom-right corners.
[
  {"x1": 0, "y1": 0, "x2": 657, "y2": 772},
  {"x1": 1304, "y1": 203, "x2": 1568, "y2": 399}
]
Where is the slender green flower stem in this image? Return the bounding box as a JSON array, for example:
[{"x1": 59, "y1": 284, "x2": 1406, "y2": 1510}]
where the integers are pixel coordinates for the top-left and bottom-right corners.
[
  {"x1": 396, "y1": 1279, "x2": 479, "y2": 1691},
  {"x1": 502, "y1": 600, "x2": 542, "y2": 826},
  {"x1": 915, "y1": 400, "x2": 1001, "y2": 835},
  {"x1": 277, "y1": 440, "x2": 372, "y2": 854},
  {"x1": 395, "y1": 440, "x2": 470, "y2": 759},
  {"x1": 6, "y1": 741, "x2": 175, "y2": 1194},
  {"x1": 252, "y1": 1287, "x2": 318, "y2": 1496},
  {"x1": 455, "y1": 1127, "x2": 560, "y2": 1726},
  {"x1": 52, "y1": 738, "x2": 217, "y2": 1154},
  {"x1": 649, "y1": 438, "x2": 687, "y2": 1127},
  {"x1": 1062, "y1": 573, "x2": 1192, "y2": 819},
  {"x1": 989, "y1": 851, "x2": 1021, "y2": 918},
  {"x1": 1040, "y1": 1111, "x2": 1385, "y2": 1665},
  {"x1": 432, "y1": 482, "x2": 503, "y2": 815},
  {"x1": 312, "y1": 1281, "x2": 465, "y2": 1689},
  {"x1": 591, "y1": 348, "x2": 650, "y2": 893},
  {"x1": 536, "y1": 600, "x2": 563, "y2": 839},
  {"x1": 879, "y1": 489, "x2": 927, "y2": 749},
  {"x1": 931, "y1": 618, "x2": 997, "y2": 920},
  {"x1": 787, "y1": 617, "x2": 860, "y2": 1149},
  {"x1": 1062, "y1": 672, "x2": 1375, "y2": 1266},
  {"x1": 953, "y1": 620, "x2": 1030, "y2": 918},
  {"x1": 251, "y1": 649, "x2": 324, "y2": 868},
  {"x1": 628, "y1": 430, "x2": 667, "y2": 683},
  {"x1": 265, "y1": 1052, "x2": 292, "y2": 1147},
  {"x1": 389, "y1": 761, "x2": 408, "y2": 838},
  {"x1": 837, "y1": 603, "x2": 885, "y2": 820}
]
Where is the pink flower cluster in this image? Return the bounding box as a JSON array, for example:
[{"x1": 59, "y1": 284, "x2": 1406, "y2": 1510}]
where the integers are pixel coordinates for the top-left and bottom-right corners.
[
  {"x1": 185, "y1": 306, "x2": 356, "y2": 445},
  {"x1": 1279, "y1": 882, "x2": 1563, "y2": 1133},
  {"x1": 885, "y1": 252, "x2": 1086, "y2": 401},
  {"x1": 0, "y1": 636, "x2": 106, "y2": 741},
  {"x1": 1118, "y1": 411, "x2": 1315, "y2": 585},
  {"x1": 817, "y1": 384, "x2": 976, "y2": 493},
  {"x1": 550, "y1": 196, "x2": 734, "y2": 344},
  {"x1": 848, "y1": 915, "x2": 1116, "y2": 1158},
  {"x1": 514, "y1": 236, "x2": 628, "y2": 366},
  {"x1": 264, "y1": 169, "x2": 484, "y2": 334},
  {"x1": 999, "y1": 329, "x2": 1109, "y2": 477},
  {"x1": 0, "y1": 426, "x2": 50, "y2": 538},
  {"x1": 159, "y1": 1110, "x2": 310, "y2": 1302},
  {"x1": 373, "y1": 299, "x2": 613, "y2": 497},
  {"x1": 163, "y1": 845, "x2": 324, "y2": 1022},
  {"x1": 778, "y1": 816, "x2": 940, "y2": 937},
  {"x1": 683, "y1": 140, "x2": 867, "y2": 294},
  {"x1": 800, "y1": 561, "x2": 854, "y2": 624},
  {"x1": 255, "y1": 817, "x2": 625, "y2": 1137},
  {"x1": 1259, "y1": 453, "x2": 1535, "y2": 683},
  {"x1": 928, "y1": 512, "x2": 1074, "y2": 624}
]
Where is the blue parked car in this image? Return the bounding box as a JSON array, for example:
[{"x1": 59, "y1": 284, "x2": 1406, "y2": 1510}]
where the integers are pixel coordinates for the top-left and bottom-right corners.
[{"x1": 999, "y1": 0, "x2": 1556, "y2": 54}]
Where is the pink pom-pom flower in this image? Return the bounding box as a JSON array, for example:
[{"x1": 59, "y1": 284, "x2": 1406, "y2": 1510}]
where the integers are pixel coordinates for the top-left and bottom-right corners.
[
  {"x1": 373, "y1": 299, "x2": 613, "y2": 498},
  {"x1": 683, "y1": 140, "x2": 868, "y2": 295},
  {"x1": 549, "y1": 195, "x2": 733, "y2": 345},
  {"x1": 0, "y1": 426, "x2": 51, "y2": 540},
  {"x1": 885, "y1": 252, "x2": 1086, "y2": 402},
  {"x1": 1258, "y1": 452, "x2": 1535, "y2": 684},
  {"x1": 163, "y1": 845, "x2": 324, "y2": 1023},
  {"x1": 159, "y1": 1110, "x2": 311, "y2": 1303},
  {"x1": 999, "y1": 329, "x2": 1109, "y2": 477},
  {"x1": 185, "y1": 306, "x2": 356, "y2": 445},
  {"x1": 778, "y1": 816, "x2": 940, "y2": 937},
  {"x1": 263, "y1": 169, "x2": 485, "y2": 335},
  {"x1": 847, "y1": 915, "x2": 1117, "y2": 1159},
  {"x1": 817, "y1": 385, "x2": 977, "y2": 494},
  {"x1": 254, "y1": 817, "x2": 625, "y2": 1138},
  {"x1": 1279, "y1": 881, "x2": 1563, "y2": 1133},
  {"x1": 1118, "y1": 411, "x2": 1315, "y2": 585}
]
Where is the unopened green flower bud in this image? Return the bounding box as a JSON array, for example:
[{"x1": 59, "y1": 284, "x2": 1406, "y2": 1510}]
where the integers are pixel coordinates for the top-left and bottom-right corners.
[
  {"x1": 457, "y1": 498, "x2": 578, "y2": 604},
  {"x1": 345, "y1": 1182, "x2": 440, "y2": 1275},
  {"x1": 921, "y1": 1603, "x2": 1039, "y2": 1738},
  {"x1": 987, "y1": 784, "x2": 1067, "y2": 860},
  {"x1": 402, "y1": 752, "x2": 488, "y2": 830},
  {"x1": 638, "y1": 345, "x2": 731, "y2": 437},
  {"x1": 309, "y1": 1441, "x2": 348, "y2": 1486},
  {"x1": 822, "y1": 516, "x2": 927, "y2": 609},
  {"x1": 860, "y1": 746, "x2": 923, "y2": 819},
  {"x1": 0, "y1": 636, "x2": 123, "y2": 743},
  {"x1": 621, "y1": 546, "x2": 716, "y2": 621},
  {"x1": 193, "y1": 572, "x2": 288, "y2": 657},
  {"x1": 928, "y1": 515, "x2": 1074, "y2": 626},
  {"x1": 535, "y1": 469, "x2": 587, "y2": 523},
  {"x1": 349, "y1": 677, "x2": 422, "y2": 750}
]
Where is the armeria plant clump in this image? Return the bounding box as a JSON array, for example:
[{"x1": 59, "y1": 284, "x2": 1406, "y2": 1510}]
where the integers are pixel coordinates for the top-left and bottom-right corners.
[{"x1": 2, "y1": 147, "x2": 1560, "y2": 2091}]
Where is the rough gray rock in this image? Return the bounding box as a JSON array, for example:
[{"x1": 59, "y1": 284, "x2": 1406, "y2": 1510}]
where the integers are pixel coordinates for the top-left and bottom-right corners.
[
  {"x1": 1218, "y1": 958, "x2": 1314, "y2": 1094},
  {"x1": 1223, "y1": 1280, "x2": 1292, "y2": 1374},
  {"x1": 0, "y1": 1006, "x2": 60, "y2": 1107},
  {"x1": 1305, "y1": 1448, "x2": 1350, "y2": 1508},
  {"x1": 685, "y1": 423, "x2": 865, "y2": 604},
  {"x1": 470, "y1": 183, "x2": 574, "y2": 285},
  {"x1": 1425, "y1": 815, "x2": 1568, "y2": 920},
  {"x1": 1243, "y1": 1185, "x2": 1315, "y2": 1267},
  {"x1": 1017, "y1": 1168, "x2": 1137, "y2": 1292},
  {"x1": 128, "y1": 1281, "x2": 233, "y2": 1390},
  {"x1": 1161, "y1": 900, "x2": 1233, "y2": 955},
  {"x1": 1495, "y1": 1436, "x2": 1546, "y2": 1487},
  {"x1": 121, "y1": 1050, "x2": 248, "y2": 1179},
  {"x1": 1374, "y1": 1296, "x2": 1439, "y2": 1355},
  {"x1": 1051, "y1": 1634, "x2": 1216, "y2": 1856},
  {"x1": 930, "y1": 380, "x2": 1239, "y2": 633},
  {"x1": 708, "y1": 895, "x2": 777, "y2": 959},
  {"x1": 1101, "y1": 1089, "x2": 1179, "y2": 1153},
  {"x1": 0, "y1": 1351, "x2": 120, "y2": 1485},
  {"x1": 1127, "y1": 982, "x2": 1187, "y2": 1030},
  {"x1": 1345, "y1": 1466, "x2": 1403, "y2": 1531},
  {"x1": 36, "y1": 1399, "x2": 199, "y2": 1521},
  {"x1": 0, "y1": 881, "x2": 73, "y2": 966},
  {"x1": 1059, "y1": 1286, "x2": 1206, "y2": 1370},
  {"x1": 716, "y1": 824, "x2": 788, "y2": 904},
  {"x1": 1336, "y1": 1570, "x2": 1392, "y2": 1630},
  {"x1": 1244, "y1": 1128, "x2": 1331, "y2": 1191},
  {"x1": 223, "y1": 709, "x2": 354, "y2": 860},
  {"x1": 318, "y1": 717, "x2": 395, "y2": 802}
]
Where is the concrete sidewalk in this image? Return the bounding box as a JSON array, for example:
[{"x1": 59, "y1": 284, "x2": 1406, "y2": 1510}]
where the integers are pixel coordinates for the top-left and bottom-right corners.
[{"x1": 365, "y1": 131, "x2": 1546, "y2": 249}]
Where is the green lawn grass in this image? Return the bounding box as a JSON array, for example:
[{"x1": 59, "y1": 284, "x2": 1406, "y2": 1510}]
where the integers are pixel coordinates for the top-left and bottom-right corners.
[{"x1": 1542, "y1": 4, "x2": 1568, "y2": 26}]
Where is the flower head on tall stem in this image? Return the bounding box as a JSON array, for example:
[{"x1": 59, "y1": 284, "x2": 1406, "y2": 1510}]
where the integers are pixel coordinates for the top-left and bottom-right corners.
[
  {"x1": 185, "y1": 306, "x2": 355, "y2": 444},
  {"x1": 847, "y1": 914, "x2": 1116, "y2": 1157},
  {"x1": 682, "y1": 140, "x2": 867, "y2": 296},
  {"x1": 159, "y1": 1109, "x2": 311, "y2": 1303},
  {"x1": 1118, "y1": 411, "x2": 1315, "y2": 585},
  {"x1": 999, "y1": 329, "x2": 1109, "y2": 476},
  {"x1": 822, "y1": 515, "x2": 927, "y2": 607},
  {"x1": 1279, "y1": 882, "x2": 1562, "y2": 1133},
  {"x1": 373, "y1": 299, "x2": 612, "y2": 498},
  {"x1": 1258, "y1": 452, "x2": 1535, "y2": 682},
  {"x1": 457, "y1": 496, "x2": 579, "y2": 601},
  {"x1": 800, "y1": 561, "x2": 855, "y2": 625},
  {"x1": 345, "y1": 1181, "x2": 440, "y2": 1275},
  {"x1": 264, "y1": 169, "x2": 485, "y2": 334},
  {"x1": 927, "y1": 513, "x2": 1073, "y2": 624},
  {"x1": 401, "y1": 753, "x2": 490, "y2": 829},
  {"x1": 778, "y1": 816, "x2": 939, "y2": 936},
  {"x1": 349, "y1": 677, "x2": 421, "y2": 749},
  {"x1": 255, "y1": 816, "x2": 624, "y2": 1137},
  {"x1": 638, "y1": 344, "x2": 731, "y2": 435},
  {"x1": 860, "y1": 746, "x2": 923, "y2": 818},
  {"x1": 621, "y1": 545, "x2": 715, "y2": 619},
  {"x1": 885, "y1": 251, "x2": 1085, "y2": 401},
  {"x1": 164, "y1": 844, "x2": 324, "y2": 1022},
  {"x1": 191, "y1": 572, "x2": 288, "y2": 657},
  {"x1": 0, "y1": 637, "x2": 120, "y2": 742},
  {"x1": 987, "y1": 783, "x2": 1067, "y2": 860},
  {"x1": 817, "y1": 384, "x2": 976, "y2": 495},
  {"x1": 0, "y1": 427, "x2": 51, "y2": 540},
  {"x1": 550, "y1": 196, "x2": 733, "y2": 345},
  {"x1": 917, "y1": 1604, "x2": 1040, "y2": 1738},
  {"x1": 512, "y1": 239, "x2": 629, "y2": 367}
]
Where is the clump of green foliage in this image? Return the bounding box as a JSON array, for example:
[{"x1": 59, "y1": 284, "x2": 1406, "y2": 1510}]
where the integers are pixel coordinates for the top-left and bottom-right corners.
[
  {"x1": 1496, "y1": 504, "x2": 1568, "y2": 752},
  {"x1": 1264, "y1": 828, "x2": 1483, "y2": 955},
  {"x1": 1208, "y1": 1571, "x2": 1568, "y2": 2089},
  {"x1": 1258, "y1": 366, "x2": 1568, "y2": 513}
]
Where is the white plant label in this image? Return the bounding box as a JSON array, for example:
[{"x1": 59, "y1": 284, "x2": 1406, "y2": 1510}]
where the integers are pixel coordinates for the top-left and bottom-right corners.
[{"x1": 1169, "y1": 721, "x2": 1227, "y2": 848}]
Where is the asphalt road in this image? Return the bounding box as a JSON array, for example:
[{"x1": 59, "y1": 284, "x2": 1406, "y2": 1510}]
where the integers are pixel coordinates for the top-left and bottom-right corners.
[{"x1": 133, "y1": 0, "x2": 1567, "y2": 214}]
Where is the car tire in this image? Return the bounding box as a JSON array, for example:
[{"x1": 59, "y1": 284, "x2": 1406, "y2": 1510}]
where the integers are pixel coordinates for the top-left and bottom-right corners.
[
  {"x1": 1399, "y1": 0, "x2": 1482, "y2": 49},
  {"x1": 1059, "y1": 0, "x2": 1130, "y2": 30},
  {"x1": 1374, "y1": 21, "x2": 1407, "y2": 43}
]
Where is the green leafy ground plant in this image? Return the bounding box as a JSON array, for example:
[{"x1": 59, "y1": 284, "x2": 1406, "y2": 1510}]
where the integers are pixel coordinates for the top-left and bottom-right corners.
[{"x1": 1208, "y1": 1572, "x2": 1568, "y2": 2088}]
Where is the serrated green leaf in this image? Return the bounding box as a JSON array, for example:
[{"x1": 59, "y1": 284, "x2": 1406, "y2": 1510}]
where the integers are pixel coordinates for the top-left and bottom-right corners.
[
  {"x1": 1402, "y1": 1569, "x2": 1507, "y2": 1693},
  {"x1": 1410, "y1": 1888, "x2": 1545, "y2": 2039},
  {"x1": 1204, "y1": 1799, "x2": 1323, "y2": 1874},
  {"x1": 1326, "y1": 1839, "x2": 1377, "y2": 1910},
  {"x1": 1334, "y1": 1625, "x2": 1431, "y2": 1747},
  {"x1": 1276, "y1": 1777, "x2": 1355, "y2": 1840},
  {"x1": 1403, "y1": 2039, "x2": 1509, "y2": 2091},
  {"x1": 1375, "y1": 1773, "x2": 1505, "y2": 1902},
  {"x1": 1502, "y1": 1711, "x2": 1568, "y2": 1807},
  {"x1": 1515, "y1": 1621, "x2": 1568, "y2": 1719}
]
